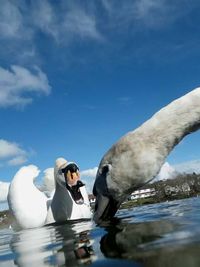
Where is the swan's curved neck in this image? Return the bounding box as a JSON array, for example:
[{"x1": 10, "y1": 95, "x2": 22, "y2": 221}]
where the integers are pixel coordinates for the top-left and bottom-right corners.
[
  {"x1": 54, "y1": 180, "x2": 69, "y2": 199},
  {"x1": 50, "y1": 180, "x2": 73, "y2": 221},
  {"x1": 137, "y1": 88, "x2": 200, "y2": 158}
]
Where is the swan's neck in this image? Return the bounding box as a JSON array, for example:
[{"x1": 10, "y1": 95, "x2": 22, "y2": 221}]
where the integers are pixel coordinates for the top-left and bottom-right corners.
[
  {"x1": 50, "y1": 181, "x2": 74, "y2": 222},
  {"x1": 50, "y1": 180, "x2": 91, "y2": 223},
  {"x1": 137, "y1": 88, "x2": 200, "y2": 158},
  {"x1": 53, "y1": 181, "x2": 72, "y2": 207}
]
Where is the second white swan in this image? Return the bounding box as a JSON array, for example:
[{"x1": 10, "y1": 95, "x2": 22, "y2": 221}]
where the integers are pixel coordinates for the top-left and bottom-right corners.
[{"x1": 8, "y1": 157, "x2": 92, "y2": 229}]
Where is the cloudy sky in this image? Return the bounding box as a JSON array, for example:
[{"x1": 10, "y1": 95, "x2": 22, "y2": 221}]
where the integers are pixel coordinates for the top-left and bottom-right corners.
[{"x1": 1, "y1": 0, "x2": 200, "y2": 203}]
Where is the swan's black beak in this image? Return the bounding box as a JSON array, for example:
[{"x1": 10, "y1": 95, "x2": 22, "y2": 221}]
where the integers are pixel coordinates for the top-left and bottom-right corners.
[
  {"x1": 66, "y1": 180, "x2": 85, "y2": 204},
  {"x1": 93, "y1": 193, "x2": 120, "y2": 224},
  {"x1": 93, "y1": 164, "x2": 121, "y2": 224}
]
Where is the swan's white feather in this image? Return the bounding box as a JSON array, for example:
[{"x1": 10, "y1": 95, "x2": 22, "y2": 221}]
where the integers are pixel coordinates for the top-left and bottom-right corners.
[
  {"x1": 93, "y1": 87, "x2": 200, "y2": 222},
  {"x1": 8, "y1": 158, "x2": 92, "y2": 229},
  {"x1": 8, "y1": 165, "x2": 48, "y2": 229}
]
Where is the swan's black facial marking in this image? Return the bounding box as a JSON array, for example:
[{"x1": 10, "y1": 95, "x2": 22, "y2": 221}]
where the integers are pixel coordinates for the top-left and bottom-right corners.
[
  {"x1": 93, "y1": 163, "x2": 120, "y2": 224},
  {"x1": 66, "y1": 180, "x2": 85, "y2": 204},
  {"x1": 58, "y1": 163, "x2": 85, "y2": 204},
  {"x1": 61, "y1": 163, "x2": 79, "y2": 175},
  {"x1": 93, "y1": 164, "x2": 110, "y2": 197},
  {"x1": 101, "y1": 164, "x2": 110, "y2": 176},
  {"x1": 61, "y1": 163, "x2": 80, "y2": 186}
]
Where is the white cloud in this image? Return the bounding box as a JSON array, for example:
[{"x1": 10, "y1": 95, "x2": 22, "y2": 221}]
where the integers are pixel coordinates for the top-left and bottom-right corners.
[
  {"x1": 1, "y1": 0, "x2": 199, "y2": 70},
  {"x1": 0, "y1": 1, "x2": 102, "y2": 44},
  {"x1": 153, "y1": 162, "x2": 178, "y2": 182},
  {"x1": 31, "y1": 1, "x2": 103, "y2": 43},
  {"x1": 81, "y1": 167, "x2": 98, "y2": 179},
  {"x1": 0, "y1": 139, "x2": 28, "y2": 166},
  {"x1": 0, "y1": 65, "x2": 51, "y2": 108},
  {"x1": 153, "y1": 159, "x2": 200, "y2": 183},
  {"x1": 63, "y1": 8, "x2": 102, "y2": 41},
  {"x1": 0, "y1": 181, "x2": 10, "y2": 202},
  {"x1": 31, "y1": 0, "x2": 59, "y2": 41},
  {"x1": 174, "y1": 160, "x2": 200, "y2": 174},
  {"x1": 0, "y1": 0, "x2": 199, "y2": 59},
  {"x1": 101, "y1": 0, "x2": 167, "y2": 27},
  {"x1": 7, "y1": 156, "x2": 28, "y2": 166},
  {"x1": 0, "y1": 139, "x2": 26, "y2": 159},
  {"x1": 134, "y1": 0, "x2": 165, "y2": 20},
  {"x1": 0, "y1": 1, "x2": 24, "y2": 39},
  {"x1": 101, "y1": 0, "x2": 200, "y2": 38},
  {"x1": 81, "y1": 167, "x2": 97, "y2": 194},
  {"x1": 41, "y1": 168, "x2": 55, "y2": 193}
]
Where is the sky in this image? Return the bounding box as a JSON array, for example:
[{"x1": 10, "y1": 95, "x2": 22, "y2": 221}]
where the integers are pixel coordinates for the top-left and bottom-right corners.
[{"x1": 1, "y1": 0, "x2": 200, "y2": 206}]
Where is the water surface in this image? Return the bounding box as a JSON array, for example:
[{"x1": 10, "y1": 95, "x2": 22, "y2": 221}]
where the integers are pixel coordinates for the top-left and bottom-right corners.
[{"x1": 1, "y1": 197, "x2": 200, "y2": 267}]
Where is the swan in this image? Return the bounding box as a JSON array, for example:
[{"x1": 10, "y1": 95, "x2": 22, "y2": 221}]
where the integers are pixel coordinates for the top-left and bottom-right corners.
[
  {"x1": 7, "y1": 158, "x2": 92, "y2": 229},
  {"x1": 93, "y1": 87, "x2": 200, "y2": 223},
  {"x1": 46, "y1": 158, "x2": 92, "y2": 223}
]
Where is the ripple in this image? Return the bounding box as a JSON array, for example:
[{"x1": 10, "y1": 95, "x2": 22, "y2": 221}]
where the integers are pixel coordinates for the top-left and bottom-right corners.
[{"x1": 1, "y1": 197, "x2": 200, "y2": 266}]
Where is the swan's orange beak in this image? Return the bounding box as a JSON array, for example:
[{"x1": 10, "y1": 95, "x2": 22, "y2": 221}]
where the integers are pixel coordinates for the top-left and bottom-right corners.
[
  {"x1": 65, "y1": 171, "x2": 85, "y2": 204},
  {"x1": 65, "y1": 170, "x2": 80, "y2": 186}
]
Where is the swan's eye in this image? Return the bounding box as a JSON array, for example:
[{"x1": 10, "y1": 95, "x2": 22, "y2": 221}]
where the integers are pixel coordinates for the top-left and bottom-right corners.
[
  {"x1": 102, "y1": 165, "x2": 109, "y2": 175},
  {"x1": 100, "y1": 164, "x2": 112, "y2": 177}
]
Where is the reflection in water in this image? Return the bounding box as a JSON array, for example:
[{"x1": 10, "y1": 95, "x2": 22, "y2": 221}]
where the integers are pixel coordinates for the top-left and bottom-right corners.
[
  {"x1": 1, "y1": 198, "x2": 200, "y2": 267},
  {"x1": 101, "y1": 220, "x2": 177, "y2": 258},
  {"x1": 8, "y1": 220, "x2": 96, "y2": 267},
  {"x1": 54, "y1": 221, "x2": 96, "y2": 266},
  {"x1": 100, "y1": 200, "x2": 200, "y2": 267}
]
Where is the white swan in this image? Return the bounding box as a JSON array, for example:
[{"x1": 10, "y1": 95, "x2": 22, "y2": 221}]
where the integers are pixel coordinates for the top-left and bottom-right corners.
[
  {"x1": 46, "y1": 158, "x2": 92, "y2": 223},
  {"x1": 93, "y1": 87, "x2": 200, "y2": 223},
  {"x1": 8, "y1": 158, "x2": 92, "y2": 229}
]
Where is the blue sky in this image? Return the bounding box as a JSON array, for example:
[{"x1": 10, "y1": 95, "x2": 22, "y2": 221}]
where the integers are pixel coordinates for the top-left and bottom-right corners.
[{"x1": 1, "y1": 0, "x2": 200, "y2": 193}]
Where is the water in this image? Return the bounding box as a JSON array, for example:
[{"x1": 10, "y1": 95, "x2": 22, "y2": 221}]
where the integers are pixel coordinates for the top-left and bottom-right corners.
[{"x1": 1, "y1": 197, "x2": 200, "y2": 267}]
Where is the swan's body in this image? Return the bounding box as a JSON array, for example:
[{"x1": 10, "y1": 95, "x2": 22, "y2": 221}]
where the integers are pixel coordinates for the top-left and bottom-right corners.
[
  {"x1": 8, "y1": 158, "x2": 92, "y2": 229},
  {"x1": 46, "y1": 158, "x2": 92, "y2": 223},
  {"x1": 93, "y1": 87, "x2": 200, "y2": 222},
  {"x1": 8, "y1": 165, "x2": 48, "y2": 229}
]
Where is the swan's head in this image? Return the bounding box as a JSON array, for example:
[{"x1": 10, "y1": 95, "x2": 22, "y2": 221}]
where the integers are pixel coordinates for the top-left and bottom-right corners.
[
  {"x1": 54, "y1": 158, "x2": 80, "y2": 186},
  {"x1": 93, "y1": 134, "x2": 154, "y2": 224},
  {"x1": 61, "y1": 163, "x2": 80, "y2": 186},
  {"x1": 54, "y1": 158, "x2": 85, "y2": 204},
  {"x1": 93, "y1": 162, "x2": 122, "y2": 224},
  {"x1": 93, "y1": 139, "x2": 136, "y2": 224}
]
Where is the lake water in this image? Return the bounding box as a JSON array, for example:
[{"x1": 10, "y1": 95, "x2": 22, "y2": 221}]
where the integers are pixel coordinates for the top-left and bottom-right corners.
[{"x1": 1, "y1": 197, "x2": 200, "y2": 267}]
